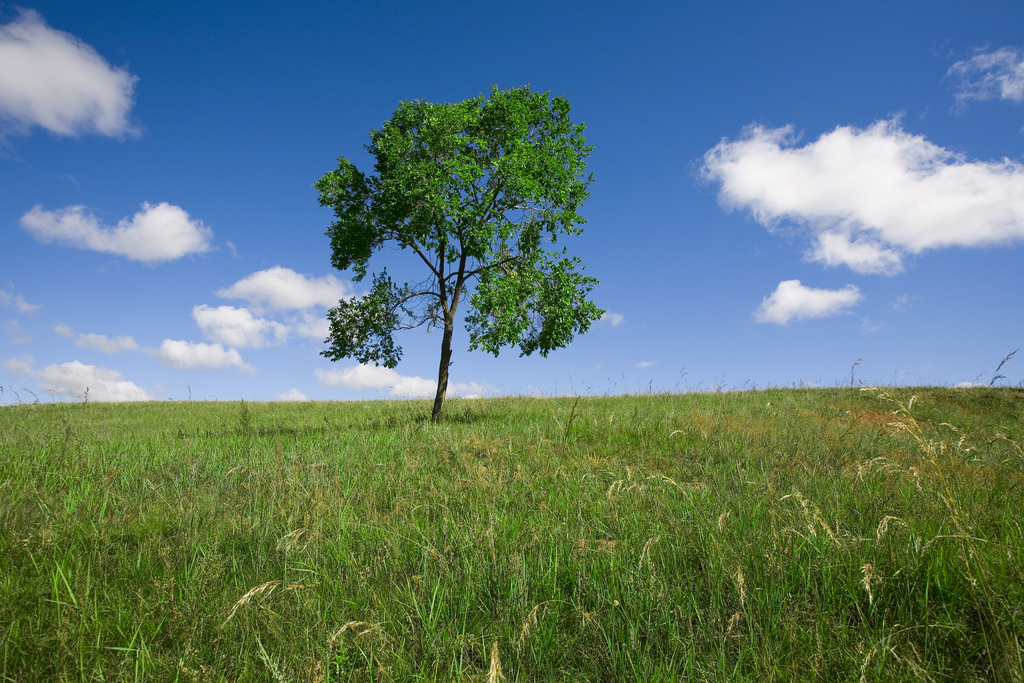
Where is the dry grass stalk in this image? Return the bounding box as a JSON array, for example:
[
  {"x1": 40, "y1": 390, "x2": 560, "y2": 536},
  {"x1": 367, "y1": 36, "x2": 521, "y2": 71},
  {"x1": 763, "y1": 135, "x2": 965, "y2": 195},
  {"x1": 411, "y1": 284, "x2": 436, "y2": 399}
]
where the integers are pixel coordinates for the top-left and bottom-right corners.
[
  {"x1": 255, "y1": 634, "x2": 288, "y2": 683},
  {"x1": 638, "y1": 536, "x2": 661, "y2": 572},
  {"x1": 221, "y1": 579, "x2": 310, "y2": 628},
  {"x1": 860, "y1": 563, "x2": 882, "y2": 606},
  {"x1": 517, "y1": 605, "x2": 541, "y2": 653},
  {"x1": 989, "y1": 348, "x2": 1017, "y2": 386},
  {"x1": 780, "y1": 490, "x2": 841, "y2": 546},
  {"x1": 276, "y1": 527, "x2": 308, "y2": 552},
  {"x1": 221, "y1": 580, "x2": 282, "y2": 628},
  {"x1": 853, "y1": 457, "x2": 899, "y2": 481},
  {"x1": 735, "y1": 564, "x2": 746, "y2": 609},
  {"x1": 717, "y1": 510, "x2": 730, "y2": 532},
  {"x1": 575, "y1": 538, "x2": 617, "y2": 555},
  {"x1": 648, "y1": 473, "x2": 707, "y2": 493},
  {"x1": 487, "y1": 641, "x2": 504, "y2": 682},
  {"x1": 891, "y1": 642, "x2": 934, "y2": 682},
  {"x1": 328, "y1": 621, "x2": 384, "y2": 646},
  {"x1": 725, "y1": 611, "x2": 743, "y2": 636},
  {"x1": 875, "y1": 515, "x2": 906, "y2": 543},
  {"x1": 860, "y1": 641, "x2": 880, "y2": 683}
]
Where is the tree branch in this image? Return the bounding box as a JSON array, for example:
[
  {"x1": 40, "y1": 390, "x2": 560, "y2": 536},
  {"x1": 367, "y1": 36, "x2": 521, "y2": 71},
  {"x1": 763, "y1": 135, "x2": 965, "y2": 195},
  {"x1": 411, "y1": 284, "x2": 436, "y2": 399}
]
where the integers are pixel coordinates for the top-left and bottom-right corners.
[{"x1": 463, "y1": 254, "x2": 524, "y2": 279}]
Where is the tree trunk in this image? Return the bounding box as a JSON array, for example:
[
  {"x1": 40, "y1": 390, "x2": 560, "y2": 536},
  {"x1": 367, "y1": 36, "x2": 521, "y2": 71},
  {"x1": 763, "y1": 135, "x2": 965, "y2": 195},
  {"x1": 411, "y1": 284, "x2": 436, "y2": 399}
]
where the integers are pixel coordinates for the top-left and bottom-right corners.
[
  {"x1": 431, "y1": 318, "x2": 454, "y2": 421},
  {"x1": 432, "y1": 250, "x2": 466, "y2": 422}
]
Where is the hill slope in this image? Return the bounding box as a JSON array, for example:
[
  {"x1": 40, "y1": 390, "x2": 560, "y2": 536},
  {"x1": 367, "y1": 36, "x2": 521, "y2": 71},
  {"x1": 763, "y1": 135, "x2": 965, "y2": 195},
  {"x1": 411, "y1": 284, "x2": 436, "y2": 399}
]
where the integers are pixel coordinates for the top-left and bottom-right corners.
[{"x1": 1, "y1": 387, "x2": 1022, "y2": 681}]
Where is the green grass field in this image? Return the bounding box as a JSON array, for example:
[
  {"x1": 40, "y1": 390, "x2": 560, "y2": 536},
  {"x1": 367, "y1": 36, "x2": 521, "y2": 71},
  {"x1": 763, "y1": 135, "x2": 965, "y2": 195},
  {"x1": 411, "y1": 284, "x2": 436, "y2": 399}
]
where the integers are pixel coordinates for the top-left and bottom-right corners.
[{"x1": 1, "y1": 387, "x2": 1022, "y2": 681}]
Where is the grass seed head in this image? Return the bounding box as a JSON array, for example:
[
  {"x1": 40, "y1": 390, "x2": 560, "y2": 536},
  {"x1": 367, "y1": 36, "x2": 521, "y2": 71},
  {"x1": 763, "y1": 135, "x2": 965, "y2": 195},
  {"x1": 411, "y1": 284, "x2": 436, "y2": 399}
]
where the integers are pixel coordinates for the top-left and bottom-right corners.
[
  {"x1": 736, "y1": 564, "x2": 746, "y2": 608},
  {"x1": 221, "y1": 580, "x2": 282, "y2": 628},
  {"x1": 718, "y1": 510, "x2": 730, "y2": 532},
  {"x1": 517, "y1": 605, "x2": 541, "y2": 653},
  {"x1": 487, "y1": 641, "x2": 504, "y2": 682},
  {"x1": 860, "y1": 563, "x2": 882, "y2": 606},
  {"x1": 875, "y1": 516, "x2": 905, "y2": 543},
  {"x1": 638, "y1": 535, "x2": 661, "y2": 572}
]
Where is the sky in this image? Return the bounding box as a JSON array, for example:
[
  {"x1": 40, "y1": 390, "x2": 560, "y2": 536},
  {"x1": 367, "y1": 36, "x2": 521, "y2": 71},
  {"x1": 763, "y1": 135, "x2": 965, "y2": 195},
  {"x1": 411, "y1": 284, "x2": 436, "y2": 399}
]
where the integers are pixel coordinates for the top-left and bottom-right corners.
[{"x1": 2, "y1": 0, "x2": 1023, "y2": 404}]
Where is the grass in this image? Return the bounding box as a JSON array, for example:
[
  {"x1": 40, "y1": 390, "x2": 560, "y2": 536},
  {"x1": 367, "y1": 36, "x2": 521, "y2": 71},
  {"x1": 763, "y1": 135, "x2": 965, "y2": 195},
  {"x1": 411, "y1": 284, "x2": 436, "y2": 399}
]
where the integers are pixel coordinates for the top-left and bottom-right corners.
[{"x1": 0, "y1": 386, "x2": 1022, "y2": 681}]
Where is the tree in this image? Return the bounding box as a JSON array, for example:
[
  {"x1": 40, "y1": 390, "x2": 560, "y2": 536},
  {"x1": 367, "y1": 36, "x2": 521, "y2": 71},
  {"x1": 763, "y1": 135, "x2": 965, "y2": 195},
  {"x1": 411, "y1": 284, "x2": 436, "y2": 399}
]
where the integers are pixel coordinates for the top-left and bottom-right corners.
[{"x1": 315, "y1": 85, "x2": 603, "y2": 420}]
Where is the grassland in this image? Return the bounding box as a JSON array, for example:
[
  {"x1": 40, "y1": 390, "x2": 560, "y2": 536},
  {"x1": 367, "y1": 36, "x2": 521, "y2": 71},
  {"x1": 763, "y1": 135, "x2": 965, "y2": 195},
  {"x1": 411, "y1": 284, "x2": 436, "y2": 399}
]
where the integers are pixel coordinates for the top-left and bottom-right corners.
[{"x1": 1, "y1": 387, "x2": 1022, "y2": 681}]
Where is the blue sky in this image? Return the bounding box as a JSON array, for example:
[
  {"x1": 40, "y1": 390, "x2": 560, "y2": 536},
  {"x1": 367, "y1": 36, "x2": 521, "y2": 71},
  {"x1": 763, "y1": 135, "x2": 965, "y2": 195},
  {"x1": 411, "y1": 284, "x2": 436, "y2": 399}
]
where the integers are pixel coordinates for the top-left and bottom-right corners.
[{"x1": 2, "y1": 1, "x2": 1023, "y2": 403}]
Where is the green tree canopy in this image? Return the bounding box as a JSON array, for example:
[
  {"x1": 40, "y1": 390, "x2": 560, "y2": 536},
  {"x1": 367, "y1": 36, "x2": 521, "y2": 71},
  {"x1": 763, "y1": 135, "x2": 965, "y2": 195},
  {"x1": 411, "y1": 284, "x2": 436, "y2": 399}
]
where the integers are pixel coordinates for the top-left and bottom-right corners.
[{"x1": 315, "y1": 85, "x2": 603, "y2": 420}]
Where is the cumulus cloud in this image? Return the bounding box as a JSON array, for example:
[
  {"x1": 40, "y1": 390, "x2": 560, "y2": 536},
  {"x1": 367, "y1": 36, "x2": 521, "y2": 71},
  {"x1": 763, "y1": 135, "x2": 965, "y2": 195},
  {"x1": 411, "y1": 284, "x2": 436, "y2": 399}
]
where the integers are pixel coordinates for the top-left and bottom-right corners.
[
  {"x1": 701, "y1": 118, "x2": 1024, "y2": 274},
  {"x1": 315, "y1": 364, "x2": 434, "y2": 397},
  {"x1": 39, "y1": 361, "x2": 153, "y2": 401},
  {"x1": 600, "y1": 312, "x2": 625, "y2": 327},
  {"x1": 192, "y1": 305, "x2": 288, "y2": 349},
  {"x1": 2, "y1": 355, "x2": 33, "y2": 380},
  {"x1": 3, "y1": 355, "x2": 153, "y2": 401},
  {"x1": 754, "y1": 280, "x2": 862, "y2": 325},
  {"x1": 0, "y1": 287, "x2": 40, "y2": 313},
  {"x1": 948, "y1": 47, "x2": 1024, "y2": 106},
  {"x1": 276, "y1": 388, "x2": 310, "y2": 401},
  {"x1": 635, "y1": 360, "x2": 656, "y2": 368},
  {"x1": 53, "y1": 324, "x2": 74, "y2": 338},
  {"x1": 448, "y1": 382, "x2": 490, "y2": 399},
  {"x1": 21, "y1": 202, "x2": 213, "y2": 263},
  {"x1": 289, "y1": 309, "x2": 330, "y2": 340},
  {"x1": 151, "y1": 340, "x2": 254, "y2": 374},
  {"x1": 314, "y1": 364, "x2": 490, "y2": 399},
  {"x1": 0, "y1": 10, "x2": 138, "y2": 138},
  {"x1": 217, "y1": 266, "x2": 352, "y2": 312},
  {"x1": 75, "y1": 333, "x2": 139, "y2": 354},
  {"x1": 5, "y1": 320, "x2": 31, "y2": 344}
]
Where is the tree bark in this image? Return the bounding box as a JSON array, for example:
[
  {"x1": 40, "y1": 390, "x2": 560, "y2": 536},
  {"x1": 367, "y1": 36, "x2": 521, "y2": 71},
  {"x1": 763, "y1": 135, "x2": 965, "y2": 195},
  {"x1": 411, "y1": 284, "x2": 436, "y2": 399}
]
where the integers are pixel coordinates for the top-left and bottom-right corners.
[
  {"x1": 431, "y1": 249, "x2": 466, "y2": 422},
  {"x1": 431, "y1": 317, "x2": 454, "y2": 421}
]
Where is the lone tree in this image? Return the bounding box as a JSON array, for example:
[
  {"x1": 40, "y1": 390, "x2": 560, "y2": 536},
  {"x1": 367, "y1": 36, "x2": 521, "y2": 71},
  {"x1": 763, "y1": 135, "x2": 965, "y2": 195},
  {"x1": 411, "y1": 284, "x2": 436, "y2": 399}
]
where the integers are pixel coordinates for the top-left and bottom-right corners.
[{"x1": 315, "y1": 85, "x2": 603, "y2": 420}]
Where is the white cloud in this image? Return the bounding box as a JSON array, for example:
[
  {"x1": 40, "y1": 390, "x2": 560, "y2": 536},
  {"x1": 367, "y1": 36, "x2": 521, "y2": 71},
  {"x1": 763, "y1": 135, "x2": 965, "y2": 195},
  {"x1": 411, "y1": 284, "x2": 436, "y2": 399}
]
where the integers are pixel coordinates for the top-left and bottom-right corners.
[
  {"x1": 53, "y1": 324, "x2": 74, "y2": 338},
  {"x1": 890, "y1": 294, "x2": 914, "y2": 312},
  {"x1": 701, "y1": 118, "x2": 1024, "y2": 274},
  {"x1": 635, "y1": 360, "x2": 656, "y2": 368},
  {"x1": 3, "y1": 355, "x2": 33, "y2": 380},
  {"x1": 315, "y1": 364, "x2": 434, "y2": 397},
  {"x1": 151, "y1": 340, "x2": 254, "y2": 374},
  {"x1": 449, "y1": 382, "x2": 490, "y2": 399},
  {"x1": 5, "y1": 320, "x2": 31, "y2": 344},
  {"x1": 314, "y1": 364, "x2": 488, "y2": 399},
  {"x1": 0, "y1": 10, "x2": 138, "y2": 138},
  {"x1": 754, "y1": 280, "x2": 862, "y2": 325},
  {"x1": 948, "y1": 47, "x2": 1024, "y2": 106},
  {"x1": 385, "y1": 373, "x2": 439, "y2": 398},
  {"x1": 39, "y1": 361, "x2": 153, "y2": 401},
  {"x1": 217, "y1": 266, "x2": 352, "y2": 312},
  {"x1": 276, "y1": 388, "x2": 310, "y2": 401},
  {"x1": 75, "y1": 333, "x2": 139, "y2": 354},
  {"x1": 811, "y1": 231, "x2": 902, "y2": 275},
  {"x1": 859, "y1": 317, "x2": 883, "y2": 334},
  {"x1": 192, "y1": 305, "x2": 288, "y2": 349},
  {"x1": 0, "y1": 287, "x2": 40, "y2": 313},
  {"x1": 289, "y1": 309, "x2": 330, "y2": 340},
  {"x1": 600, "y1": 312, "x2": 625, "y2": 327},
  {"x1": 21, "y1": 202, "x2": 213, "y2": 263},
  {"x1": 3, "y1": 355, "x2": 153, "y2": 401},
  {"x1": 312, "y1": 363, "x2": 387, "y2": 392}
]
